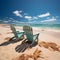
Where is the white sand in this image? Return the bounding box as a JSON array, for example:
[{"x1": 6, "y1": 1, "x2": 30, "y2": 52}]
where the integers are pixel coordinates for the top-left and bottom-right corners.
[{"x1": 0, "y1": 24, "x2": 60, "y2": 60}]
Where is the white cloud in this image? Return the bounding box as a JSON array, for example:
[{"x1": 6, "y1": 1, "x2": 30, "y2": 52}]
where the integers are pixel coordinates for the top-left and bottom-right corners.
[
  {"x1": 12, "y1": 20, "x2": 19, "y2": 23},
  {"x1": 24, "y1": 16, "x2": 38, "y2": 20},
  {"x1": 13, "y1": 10, "x2": 23, "y2": 17},
  {"x1": 24, "y1": 16, "x2": 32, "y2": 19},
  {"x1": 13, "y1": 10, "x2": 57, "y2": 23},
  {"x1": 41, "y1": 17, "x2": 56, "y2": 23},
  {"x1": 33, "y1": 16, "x2": 38, "y2": 20},
  {"x1": 56, "y1": 16, "x2": 59, "y2": 18},
  {"x1": 0, "y1": 20, "x2": 1, "y2": 21},
  {"x1": 24, "y1": 16, "x2": 32, "y2": 20},
  {"x1": 3, "y1": 21, "x2": 9, "y2": 23},
  {"x1": 13, "y1": 10, "x2": 51, "y2": 21},
  {"x1": 9, "y1": 18, "x2": 14, "y2": 20},
  {"x1": 38, "y1": 12, "x2": 50, "y2": 18}
]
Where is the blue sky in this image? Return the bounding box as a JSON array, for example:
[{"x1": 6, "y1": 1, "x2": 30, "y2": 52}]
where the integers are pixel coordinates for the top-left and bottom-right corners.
[{"x1": 0, "y1": 0, "x2": 60, "y2": 24}]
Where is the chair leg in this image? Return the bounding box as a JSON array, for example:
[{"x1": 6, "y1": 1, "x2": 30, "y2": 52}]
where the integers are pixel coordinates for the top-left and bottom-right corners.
[
  {"x1": 37, "y1": 33, "x2": 39, "y2": 43},
  {"x1": 37, "y1": 38, "x2": 39, "y2": 43}
]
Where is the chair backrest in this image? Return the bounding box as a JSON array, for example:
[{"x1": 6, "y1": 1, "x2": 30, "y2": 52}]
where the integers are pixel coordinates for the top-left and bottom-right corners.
[
  {"x1": 23, "y1": 25, "x2": 33, "y2": 41},
  {"x1": 10, "y1": 25, "x2": 18, "y2": 38}
]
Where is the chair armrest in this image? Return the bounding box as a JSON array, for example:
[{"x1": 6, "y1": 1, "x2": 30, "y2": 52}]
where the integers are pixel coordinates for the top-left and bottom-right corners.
[
  {"x1": 33, "y1": 33, "x2": 40, "y2": 42},
  {"x1": 16, "y1": 31, "x2": 19, "y2": 33},
  {"x1": 33, "y1": 33, "x2": 40, "y2": 37},
  {"x1": 12, "y1": 31, "x2": 19, "y2": 33},
  {"x1": 30, "y1": 33, "x2": 40, "y2": 48},
  {"x1": 16, "y1": 31, "x2": 24, "y2": 34}
]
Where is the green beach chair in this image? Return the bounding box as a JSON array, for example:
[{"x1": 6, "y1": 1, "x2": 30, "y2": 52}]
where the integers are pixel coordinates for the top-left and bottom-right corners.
[
  {"x1": 10, "y1": 25, "x2": 24, "y2": 40},
  {"x1": 23, "y1": 25, "x2": 39, "y2": 47}
]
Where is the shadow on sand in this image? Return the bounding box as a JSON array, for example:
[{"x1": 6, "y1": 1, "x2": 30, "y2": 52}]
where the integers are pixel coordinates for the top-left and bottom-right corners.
[
  {"x1": 0, "y1": 37, "x2": 22, "y2": 46},
  {"x1": 15, "y1": 41, "x2": 37, "y2": 53},
  {"x1": 0, "y1": 37, "x2": 38, "y2": 52}
]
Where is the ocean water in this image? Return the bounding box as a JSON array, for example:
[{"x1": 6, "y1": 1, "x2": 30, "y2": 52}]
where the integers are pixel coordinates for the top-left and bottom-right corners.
[{"x1": 16, "y1": 24, "x2": 60, "y2": 29}]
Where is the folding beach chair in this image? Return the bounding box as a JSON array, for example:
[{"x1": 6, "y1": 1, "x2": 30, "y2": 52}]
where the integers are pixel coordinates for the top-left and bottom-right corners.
[
  {"x1": 10, "y1": 25, "x2": 24, "y2": 41},
  {"x1": 23, "y1": 25, "x2": 39, "y2": 47}
]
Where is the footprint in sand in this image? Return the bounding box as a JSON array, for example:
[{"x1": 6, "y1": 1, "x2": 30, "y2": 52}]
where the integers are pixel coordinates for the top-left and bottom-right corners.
[
  {"x1": 6, "y1": 32, "x2": 12, "y2": 34},
  {"x1": 4, "y1": 37, "x2": 11, "y2": 41},
  {"x1": 38, "y1": 41, "x2": 60, "y2": 52},
  {"x1": 12, "y1": 48, "x2": 45, "y2": 60},
  {"x1": 0, "y1": 33, "x2": 2, "y2": 38}
]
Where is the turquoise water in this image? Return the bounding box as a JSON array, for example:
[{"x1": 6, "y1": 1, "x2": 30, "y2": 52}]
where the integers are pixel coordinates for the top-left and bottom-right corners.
[{"x1": 16, "y1": 24, "x2": 60, "y2": 29}]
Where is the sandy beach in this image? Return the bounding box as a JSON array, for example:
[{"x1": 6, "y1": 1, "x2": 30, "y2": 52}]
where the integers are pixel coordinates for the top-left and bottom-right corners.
[{"x1": 0, "y1": 24, "x2": 60, "y2": 60}]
